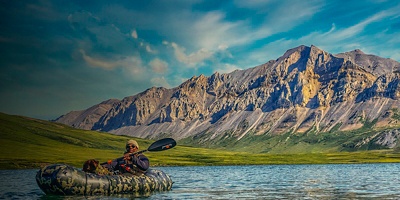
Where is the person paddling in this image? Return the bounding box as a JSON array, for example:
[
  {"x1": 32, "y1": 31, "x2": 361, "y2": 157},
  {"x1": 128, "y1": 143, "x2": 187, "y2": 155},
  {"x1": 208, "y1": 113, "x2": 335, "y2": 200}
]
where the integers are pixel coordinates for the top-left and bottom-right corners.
[
  {"x1": 87, "y1": 138, "x2": 175, "y2": 175},
  {"x1": 115, "y1": 139, "x2": 149, "y2": 175}
]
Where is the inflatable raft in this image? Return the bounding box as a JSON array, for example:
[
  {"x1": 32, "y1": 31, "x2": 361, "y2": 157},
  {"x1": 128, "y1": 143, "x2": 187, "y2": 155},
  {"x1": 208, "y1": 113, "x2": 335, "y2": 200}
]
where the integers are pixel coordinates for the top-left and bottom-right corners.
[{"x1": 36, "y1": 164, "x2": 173, "y2": 196}]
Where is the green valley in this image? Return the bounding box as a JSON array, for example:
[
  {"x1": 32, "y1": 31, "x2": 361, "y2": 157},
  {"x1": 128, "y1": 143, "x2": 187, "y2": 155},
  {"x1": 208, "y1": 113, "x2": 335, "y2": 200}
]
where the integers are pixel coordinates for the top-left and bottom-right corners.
[{"x1": 1, "y1": 112, "x2": 400, "y2": 170}]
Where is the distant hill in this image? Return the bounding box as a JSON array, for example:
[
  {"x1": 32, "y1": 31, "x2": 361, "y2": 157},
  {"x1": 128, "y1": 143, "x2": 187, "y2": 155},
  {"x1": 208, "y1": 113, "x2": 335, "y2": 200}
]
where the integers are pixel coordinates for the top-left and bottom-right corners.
[
  {"x1": 0, "y1": 112, "x2": 150, "y2": 169},
  {"x1": 54, "y1": 45, "x2": 400, "y2": 152}
]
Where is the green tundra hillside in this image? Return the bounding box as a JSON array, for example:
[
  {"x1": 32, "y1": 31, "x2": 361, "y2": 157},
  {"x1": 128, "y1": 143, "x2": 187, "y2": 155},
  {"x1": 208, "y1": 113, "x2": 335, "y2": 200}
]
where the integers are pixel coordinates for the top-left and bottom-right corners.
[
  {"x1": 0, "y1": 112, "x2": 141, "y2": 169},
  {"x1": 1, "y1": 112, "x2": 400, "y2": 170}
]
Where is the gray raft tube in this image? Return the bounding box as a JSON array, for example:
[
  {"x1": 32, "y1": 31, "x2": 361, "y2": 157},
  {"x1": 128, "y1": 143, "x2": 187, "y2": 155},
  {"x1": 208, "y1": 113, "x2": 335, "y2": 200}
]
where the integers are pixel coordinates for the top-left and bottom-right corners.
[{"x1": 36, "y1": 164, "x2": 173, "y2": 196}]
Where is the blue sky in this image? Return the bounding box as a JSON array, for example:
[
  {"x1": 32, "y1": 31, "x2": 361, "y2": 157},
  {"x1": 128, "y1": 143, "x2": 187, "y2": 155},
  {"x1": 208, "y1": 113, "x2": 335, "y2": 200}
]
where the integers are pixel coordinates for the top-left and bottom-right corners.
[{"x1": 0, "y1": 0, "x2": 399, "y2": 120}]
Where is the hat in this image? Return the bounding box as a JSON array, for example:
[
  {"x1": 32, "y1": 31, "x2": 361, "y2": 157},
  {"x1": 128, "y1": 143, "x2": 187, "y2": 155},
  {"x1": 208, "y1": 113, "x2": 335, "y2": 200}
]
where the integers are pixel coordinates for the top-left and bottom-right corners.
[{"x1": 126, "y1": 139, "x2": 139, "y2": 149}]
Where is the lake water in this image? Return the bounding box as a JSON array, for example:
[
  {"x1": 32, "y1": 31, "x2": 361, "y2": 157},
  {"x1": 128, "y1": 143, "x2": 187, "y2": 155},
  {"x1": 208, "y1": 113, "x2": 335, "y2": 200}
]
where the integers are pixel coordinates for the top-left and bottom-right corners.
[{"x1": 1, "y1": 163, "x2": 400, "y2": 199}]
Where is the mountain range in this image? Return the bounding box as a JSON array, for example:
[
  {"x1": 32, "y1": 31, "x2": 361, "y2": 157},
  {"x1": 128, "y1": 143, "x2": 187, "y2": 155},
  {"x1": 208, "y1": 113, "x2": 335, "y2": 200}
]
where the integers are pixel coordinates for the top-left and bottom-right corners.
[{"x1": 55, "y1": 45, "x2": 400, "y2": 152}]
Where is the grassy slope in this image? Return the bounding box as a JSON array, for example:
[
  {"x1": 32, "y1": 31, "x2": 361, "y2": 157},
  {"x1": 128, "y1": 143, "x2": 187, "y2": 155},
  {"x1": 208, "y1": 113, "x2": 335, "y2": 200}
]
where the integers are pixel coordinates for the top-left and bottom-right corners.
[
  {"x1": 1, "y1": 112, "x2": 400, "y2": 170},
  {"x1": 180, "y1": 118, "x2": 400, "y2": 154}
]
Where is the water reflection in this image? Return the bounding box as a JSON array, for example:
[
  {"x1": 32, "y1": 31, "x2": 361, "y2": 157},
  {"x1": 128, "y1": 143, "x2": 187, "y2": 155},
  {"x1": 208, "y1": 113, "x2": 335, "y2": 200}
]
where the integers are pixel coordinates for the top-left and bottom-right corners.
[
  {"x1": 161, "y1": 164, "x2": 400, "y2": 199},
  {"x1": 1, "y1": 164, "x2": 400, "y2": 199}
]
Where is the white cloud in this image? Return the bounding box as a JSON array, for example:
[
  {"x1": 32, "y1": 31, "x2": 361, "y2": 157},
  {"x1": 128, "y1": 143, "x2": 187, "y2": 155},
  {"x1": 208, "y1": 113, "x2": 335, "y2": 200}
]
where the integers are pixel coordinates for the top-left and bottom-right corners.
[
  {"x1": 151, "y1": 76, "x2": 171, "y2": 88},
  {"x1": 169, "y1": 42, "x2": 214, "y2": 67},
  {"x1": 191, "y1": 11, "x2": 240, "y2": 49},
  {"x1": 251, "y1": 5, "x2": 400, "y2": 62},
  {"x1": 218, "y1": 44, "x2": 228, "y2": 51},
  {"x1": 124, "y1": 56, "x2": 146, "y2": 76},
  {"x1": 328, "y1": 10, "x2": 397, "y2": 41},
  {"x1": 146, "y1": 45, "x2": 156, "y2": 53},
  {"x1": 149, "y1": 58, "x2": 168, "y2": 73},
  {"x1": 215, "y1": 64, "x2": 242, "y2": 74},
  {"x1": 80, "y1": 49, "x2": 117, "y2": 70},
  {"x1": 138, "y1": 41, "x2": 157, "y2": 54},
  {"x1": 131, "y1": 29, "x2": 138, "y2": 39},
  {"x1": 314, "y1": 8, "x2": 398, "y2": 46},
  {"x1": 79, "y1": 49, "x2": 146, "y2": 77},
  {"x1": 88, "y1": 1, "x2": 323, "y2": 71},
  {"x1": 183, "y1": 1, "x2": 322, "y2": 51}
]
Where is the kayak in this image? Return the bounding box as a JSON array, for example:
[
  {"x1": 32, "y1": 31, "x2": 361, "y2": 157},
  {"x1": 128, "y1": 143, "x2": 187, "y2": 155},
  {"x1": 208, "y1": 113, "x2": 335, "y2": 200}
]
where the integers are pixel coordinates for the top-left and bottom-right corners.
[{"x1": 36, "y1": 164, "x2": 173, "y2": 196}]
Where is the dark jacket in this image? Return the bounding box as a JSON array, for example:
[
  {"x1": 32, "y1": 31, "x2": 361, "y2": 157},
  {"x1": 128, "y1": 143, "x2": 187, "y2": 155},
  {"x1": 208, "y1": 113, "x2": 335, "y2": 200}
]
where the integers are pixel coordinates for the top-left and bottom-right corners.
[
  {"x1": 126, "y1": 153, "x2": 149, "y2": 172},
  {"x1": 113, "y1": 153, "x2": 149, "y2": 174},
  {"x1": 101, "y1": 153, "x2": 149, "y2": 175}
]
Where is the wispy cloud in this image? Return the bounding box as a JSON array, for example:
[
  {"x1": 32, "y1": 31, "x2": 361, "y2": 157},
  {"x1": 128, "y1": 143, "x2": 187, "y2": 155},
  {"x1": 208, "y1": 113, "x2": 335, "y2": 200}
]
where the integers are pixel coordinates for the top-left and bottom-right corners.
[
  {"x1": 80, "y1": 49, "x2": 118, "y2": 70},
  {"x1": 148, "y1": 0, "x2": 324, "y2": 70},
  {"x1": 252, "y1": 4, "x2": 400, "y2": 62},
  {"x1": 190, "y1": 11, "x2": 239, "y2": 49},
  {"x1": 131, "y1": 29, "x2": 138, "y2": 39},
  {"x1": 330, "y1": 7, "x2": 400, "y2": 41},
  {"x1": 79, "y1": 49, "x2": 147, "y2": 78},
  {"x1": 143, "y1": 43, "x2": 157, "y2": 54},
  {"x1": 151, "y1": 76, "x2": 171, "y2": 88},
  {"x1": 75, "y1": 0, "x2": 323, "y2": 70},
  {"x1": 150, "y1": 58, "x2": 168, "y2": 73},
  {"x1": 165, "y1": 41, "x2": 214, "y2": 67},
  {"x1": 215, "y1": 63, "x2": 242, "y2": 74},
  {"x1": 229, "y1": 0, "x2": 323, "y2": 43}
]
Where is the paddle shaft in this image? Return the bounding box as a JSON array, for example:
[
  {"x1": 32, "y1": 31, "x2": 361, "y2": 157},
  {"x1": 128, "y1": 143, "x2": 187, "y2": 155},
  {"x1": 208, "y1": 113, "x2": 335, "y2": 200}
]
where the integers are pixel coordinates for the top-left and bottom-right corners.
[
  {"x1": 116, "y1": 149, "x2": 147, "y2": 160},
  {"x1": 101, "y1": 138, "x2": 176, "y2": 165}
]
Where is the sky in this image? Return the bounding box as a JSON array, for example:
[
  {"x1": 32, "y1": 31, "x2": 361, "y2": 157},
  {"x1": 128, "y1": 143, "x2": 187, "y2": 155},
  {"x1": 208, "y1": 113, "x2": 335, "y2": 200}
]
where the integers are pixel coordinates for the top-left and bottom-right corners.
[{"x1": 0, "y1": 0, "x2": 399, "y2": 120}]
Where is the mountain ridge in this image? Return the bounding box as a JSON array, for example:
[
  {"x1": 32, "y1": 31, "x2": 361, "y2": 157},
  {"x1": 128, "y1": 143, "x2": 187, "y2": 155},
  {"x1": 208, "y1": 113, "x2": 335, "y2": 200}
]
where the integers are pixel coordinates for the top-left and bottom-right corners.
[{"x1": 55, "y1": 45, "x2": 400, "y2": 151}]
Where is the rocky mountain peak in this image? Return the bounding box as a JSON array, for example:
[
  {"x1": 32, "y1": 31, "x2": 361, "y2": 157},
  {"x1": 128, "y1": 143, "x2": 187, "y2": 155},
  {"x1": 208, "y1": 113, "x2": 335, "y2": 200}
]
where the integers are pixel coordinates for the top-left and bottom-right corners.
[
  {"x1": 353, "y1": 49, "x2": 365, "y2": 54},
  {"x1": 280, "y1": 45, "x2": 325, "y2": 58},
  {"x1": 336, "y1": 49, "x2": 400, "y2": 76},
  {"x1": 55, "y1": 45, "x2": 400, "y2": 146}
]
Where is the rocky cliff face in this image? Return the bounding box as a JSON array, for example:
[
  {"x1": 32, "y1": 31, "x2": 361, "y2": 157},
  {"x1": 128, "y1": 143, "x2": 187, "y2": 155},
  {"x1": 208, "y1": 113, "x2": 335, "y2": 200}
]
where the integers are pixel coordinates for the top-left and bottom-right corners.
[{"x1": 55, "y1": 45, "x2": 400, "y2": 149}]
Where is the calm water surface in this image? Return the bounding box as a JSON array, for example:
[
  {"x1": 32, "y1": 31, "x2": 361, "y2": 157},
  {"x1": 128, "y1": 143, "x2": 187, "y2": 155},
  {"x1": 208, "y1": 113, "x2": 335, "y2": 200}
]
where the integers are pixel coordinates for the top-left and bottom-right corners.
[{"x1": 1, "y1": 163, "x2": 400, "y2": 199}]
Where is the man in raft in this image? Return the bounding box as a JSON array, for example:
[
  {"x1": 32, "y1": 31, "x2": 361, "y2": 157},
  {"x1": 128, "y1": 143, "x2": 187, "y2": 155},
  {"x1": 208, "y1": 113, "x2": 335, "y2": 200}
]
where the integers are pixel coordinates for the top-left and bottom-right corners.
[
  {"x1": 117, "y1": 139, "x2": 149, "y2": 175},
  {"x1": 84, "y1": 139, "x2": 149, "y2": 175}
]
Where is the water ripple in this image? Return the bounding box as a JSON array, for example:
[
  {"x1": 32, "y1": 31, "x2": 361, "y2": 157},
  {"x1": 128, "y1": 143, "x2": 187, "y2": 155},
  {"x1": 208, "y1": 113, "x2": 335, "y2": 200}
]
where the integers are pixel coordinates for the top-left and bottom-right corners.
[{"x1": 2, "y1": 164, "x2": 400, "y2": 199}]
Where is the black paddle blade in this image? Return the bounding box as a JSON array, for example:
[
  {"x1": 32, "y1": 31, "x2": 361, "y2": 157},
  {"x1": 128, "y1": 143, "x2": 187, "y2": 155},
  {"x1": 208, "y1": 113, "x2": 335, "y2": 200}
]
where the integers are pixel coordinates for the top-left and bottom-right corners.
[{"x1": 148, "y1": 138, "x2": 176, "y2": 152}]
